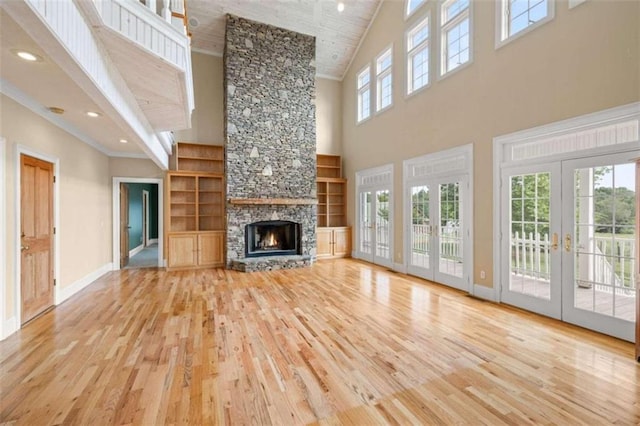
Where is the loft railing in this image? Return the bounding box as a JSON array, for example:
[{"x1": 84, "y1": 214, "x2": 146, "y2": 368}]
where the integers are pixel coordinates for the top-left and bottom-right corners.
[{"x1": 138, "y1": 0, "x2": 189, "y2": 35}]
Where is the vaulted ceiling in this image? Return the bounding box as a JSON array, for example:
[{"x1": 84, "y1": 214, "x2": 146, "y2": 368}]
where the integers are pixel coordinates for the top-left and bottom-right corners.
[{"x1": 187, "y1": 0, "x2": 382, "y2": 80}]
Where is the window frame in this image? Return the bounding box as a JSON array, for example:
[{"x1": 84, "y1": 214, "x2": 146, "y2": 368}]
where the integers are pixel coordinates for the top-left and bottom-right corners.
[
  {"x1": 405, "y1": 0, "x2": 428, "y2": 20},
  {"x1": 375, "y1": 46, "x2": 394, "y2": 114},
  {"x1": 495, "y1": 0, "x2": 555, "y2": 49},
  {"x1": 405, "y1": 12, "x2": 431, "y2": 97},
  {"x1": 356, "y1": 64, "x2": 372, "y2": 124},
  {"x1": 439, "y1": 0, "x2": 473, "y2": 79}
]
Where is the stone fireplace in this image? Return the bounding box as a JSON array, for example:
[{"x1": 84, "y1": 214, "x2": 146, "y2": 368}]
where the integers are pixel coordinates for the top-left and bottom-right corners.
[{"x1": 224, "y1": 15, "x2": 317, "y2": 271}]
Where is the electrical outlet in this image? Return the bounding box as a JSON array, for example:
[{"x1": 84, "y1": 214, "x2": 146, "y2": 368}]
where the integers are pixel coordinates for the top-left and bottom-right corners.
[{"x1": 480, "y1": 270, "x2": 486, "y2": 280}]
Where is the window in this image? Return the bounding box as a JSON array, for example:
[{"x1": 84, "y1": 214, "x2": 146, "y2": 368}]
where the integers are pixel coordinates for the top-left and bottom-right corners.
[
  {"x1": 440, "y1": 0, "x2": 471, "y2": 76},
  {"x1": 407, "y1": 16, "x2": 429, "y2": 94},
  {"x1": 406, "y1": 0, "x2": 427, "y2": 17},
  {"x1": 376, "y1": 48, "x2": 393, "y2": 112},
  {"x1": 497, "y1": 0, "x2": 554, "y2": 46},
  {"x1": 357, "y1": 66, "x2": 371, "y2": 122}
]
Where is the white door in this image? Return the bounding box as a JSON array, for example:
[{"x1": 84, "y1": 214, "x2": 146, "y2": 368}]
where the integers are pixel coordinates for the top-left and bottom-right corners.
[
  {"x1": 561, "y1": 153, "x2": 637, "y2": 341},
  {"x1": 501, "y1": 153, "x2": 637, "y2": 341},
  {"x1": 407, "y1": 176, "x2": 469, "y2": 290},
  {"x1": 357, "y1": 188, "x2": 393, "y2": 268},
  {"x1": 501, "y1": 163, "x2": 562, "y2": 319}
]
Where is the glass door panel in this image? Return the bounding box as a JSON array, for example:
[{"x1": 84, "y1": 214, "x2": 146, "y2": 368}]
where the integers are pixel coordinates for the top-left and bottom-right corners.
[
  {"x1": 375, "y1": 190, "x2": 391, "y2": 260},
  {"x1": 563, "y1": 155, "x2": 637, "y2": 341},
  {"x1": 501, "y1": 164, "x2": 561, "y2": 319},
  {"x1": 408, "y1": 185, "x2": 431, "y2": 273},
  {"x1": 437, "y1": 182, "x2": 463, "y2": 279},
  {"x1": 357, "y1": 187, "x2": 393, "y2": 267},
  {"x1": 359, "y1": 191, "x2": 373, "y2": 259}
]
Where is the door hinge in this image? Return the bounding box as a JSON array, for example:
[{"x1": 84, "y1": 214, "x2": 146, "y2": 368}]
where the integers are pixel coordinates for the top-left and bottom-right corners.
[
  {"x1": 53, "y1": 227, "x2": 56, "y2": 235},
  {"x1": 53, "y1": 176, "x2": 56, "y2": 183},
  {"x1": 53, "y1": 279, "x2": 57, "y2": 287}
]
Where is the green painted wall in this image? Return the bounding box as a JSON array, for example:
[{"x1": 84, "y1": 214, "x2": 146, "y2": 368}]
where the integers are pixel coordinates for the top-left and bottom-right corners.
[{"x1": 126, "y1": 183, "x2": 159, "y2": 251}]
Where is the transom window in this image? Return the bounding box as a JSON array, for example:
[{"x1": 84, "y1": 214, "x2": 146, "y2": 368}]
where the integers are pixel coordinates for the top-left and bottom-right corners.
[
  {"x1": 440, "y1": 0, "x2": 471, "y2": 76},
  {"x1": 357, "y1": 66, "x2": 371, "y2": 122},
  {"x1": 406, "y1": 0, "x2": 427, "y2": 17},
  {"x1": 376, "y1": 47, "x2": 393, "y2": 112},
  {"x1": 498, "y1": 0, "x2": 554, "y2": 46},
  {"x1": 406, "y1": 16, "x2": 429, "y2": 94}
]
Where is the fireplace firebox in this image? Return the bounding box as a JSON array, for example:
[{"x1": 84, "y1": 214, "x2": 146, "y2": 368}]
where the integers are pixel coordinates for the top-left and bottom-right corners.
[{"x1": 245, "y1": 220, "x2": 301, "y2": 258}]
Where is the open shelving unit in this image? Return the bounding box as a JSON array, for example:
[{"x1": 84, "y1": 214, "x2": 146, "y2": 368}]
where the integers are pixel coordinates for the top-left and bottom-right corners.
[
  {"x1": 316, "y1": 154, "x2": 351, "y2": 258},
  {"x1": 172, "y1": 142, "x2": 224, "y2": 174},
  {"x1": 166, "y1": 142, "x2": 226, "y2": 269}
]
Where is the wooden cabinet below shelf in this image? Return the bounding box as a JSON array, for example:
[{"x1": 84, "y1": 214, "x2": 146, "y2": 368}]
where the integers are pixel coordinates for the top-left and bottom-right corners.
[
  {"x1": 167, "y1": 231, "x2": 225, "y2": 270},
  {"x1": 316, "y1": 227, "x2": 351, "y2": 259}
]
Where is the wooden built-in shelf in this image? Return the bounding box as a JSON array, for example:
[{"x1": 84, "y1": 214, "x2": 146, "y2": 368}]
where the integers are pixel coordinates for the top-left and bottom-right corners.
[
  {"x1": 229, "y1": 198, "x2": 318, "y2": 206},
  {"x1": 172, "y1": 142, "x2": 224, "y2": 173}
]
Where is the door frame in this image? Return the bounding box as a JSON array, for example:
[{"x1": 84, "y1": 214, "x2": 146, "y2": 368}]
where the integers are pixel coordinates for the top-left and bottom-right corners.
[
  {"x1": 112, "y1": 177, "x2": 163, "y2": 269},
  {"x1": 143, "y1": 189, "x2": 150, "y2": 247},
  {"x1": 354, "y1": 163, "x2": 394, "y2": 268},
  {"x1": 14, "y1": 145, "x2": 60, "y2": 327},
  {"x1": 402, "y1": 144, "x2": 474, "y2": 294},
  {"x1": 0, "y1": 137, "x2": 6, "y2": 339},
  {"x1": 493, "y1": 102, "x2": 640, "y2": 305}
]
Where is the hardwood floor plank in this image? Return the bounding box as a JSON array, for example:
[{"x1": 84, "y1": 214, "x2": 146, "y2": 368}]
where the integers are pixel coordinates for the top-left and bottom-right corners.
[{"x1": 1, "y1": 260, "x2": 638, "y2": 425}]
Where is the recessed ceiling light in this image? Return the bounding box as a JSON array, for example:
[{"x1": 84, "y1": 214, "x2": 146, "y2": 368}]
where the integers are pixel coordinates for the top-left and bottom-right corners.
[
  {"x1": 86, "y1": 111, "x2": 101, "y2": 118},
  {"x1": 337, "y1": 2, "x2": 345, "y2": 12},
  {"x1": 12, "y1": 49, "x2": 42, "y2": 62},
  {"x1": 48, "y1": 106, "x2": 65, "y2": 114},
  {"x1": 119, "y1": 139, "x2": 128, "y2": 144}
]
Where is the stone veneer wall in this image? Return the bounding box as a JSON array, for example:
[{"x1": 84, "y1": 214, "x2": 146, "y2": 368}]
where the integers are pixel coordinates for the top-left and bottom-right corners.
[{"x1": 224, "y1": 15, "x2": 317, "y2": 267}]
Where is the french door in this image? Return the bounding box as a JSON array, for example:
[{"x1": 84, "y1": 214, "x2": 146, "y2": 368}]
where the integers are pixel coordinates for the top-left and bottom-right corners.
[
  {"x1": 501, "y1": 152, "x2": 638, "y2": 341},
  {"x1": 501, "y1": 163, "x2": 562, "y2": 319},
  {"x1": 406, "y1": 176, "x2": 468, "y2": 291},
  {"x1": 357, "y1": 188, "x2": 393, "y2": 268}
]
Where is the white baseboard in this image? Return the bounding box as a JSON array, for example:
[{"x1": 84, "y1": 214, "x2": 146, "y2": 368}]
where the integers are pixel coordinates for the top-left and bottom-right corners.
[
  {"x1": 472, "y1": 283, "x2": 498, "y2": 302},
  {"x1": 393, "y1": 262, "x2": 407, "y2": 274},
  {"x1": 56, "y1": 263, "x2": 113, "y2": 305},
  {"x1": 1, "y1": 316, "x2": 18, "y2": 341},
  {"x1": 129, "y1": 244, "x2": 144, "y2": 257},
  {"x1": 147, "y1": 238, "x2": 158, "y2": 245}
]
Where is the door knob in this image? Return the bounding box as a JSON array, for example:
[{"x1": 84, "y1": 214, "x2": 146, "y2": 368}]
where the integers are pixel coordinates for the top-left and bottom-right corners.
[
  {"x1": 551, "y1": 233, "x2": 559, "y2": 251},
  {"x1": 564, "y1": 234, "x2": 572, "y2": 252},
  {"x1": 21, "y1": 245, "x2": 29, "y2": 251}
]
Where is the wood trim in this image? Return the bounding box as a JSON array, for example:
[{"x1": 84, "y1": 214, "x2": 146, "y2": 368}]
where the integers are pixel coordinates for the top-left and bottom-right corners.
[
  {"x1": 636, "y1": 160, "x2": 639, "y2": 362},
  {"x1": 316, "y1": 177, "x2": 347, "y2": 183},
  {"x1": 228, "y1": 198, "x2": 318, "y2": 205}
]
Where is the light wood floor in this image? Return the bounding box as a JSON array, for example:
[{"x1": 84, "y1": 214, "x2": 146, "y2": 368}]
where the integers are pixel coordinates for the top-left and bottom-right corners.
[{"x1": 1, "y1": 259, "x2": 638, "y2": 425}]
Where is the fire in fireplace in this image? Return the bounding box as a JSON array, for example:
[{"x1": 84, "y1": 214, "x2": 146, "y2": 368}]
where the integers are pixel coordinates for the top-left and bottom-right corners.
[{"x1": 245, "y1": 220, "x2": 301, "y2": 258}]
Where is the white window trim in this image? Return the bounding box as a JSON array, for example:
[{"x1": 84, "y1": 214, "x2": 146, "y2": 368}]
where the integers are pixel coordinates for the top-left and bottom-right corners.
[
  {"x1": 495, "y1": 0, "x2": 555, "y2": 50},
  {"x1": 568, "y1": 0, "x2": 586, "y2": 9},
  {"x1": 405, "y1": 0, "x2": 428, "y2": 20},
  {"x1": 356, "y1": 64, "x2": 372, "y2": 124},
  {"x1": 375, "y1": 45, "x2": 394, "y2": 114},
  {"x1": 438, "y1": 0, "x2": 473, "y2": 79},
  {"x1": 405, "y1": 12, "x2": 431, "y2": 97}
]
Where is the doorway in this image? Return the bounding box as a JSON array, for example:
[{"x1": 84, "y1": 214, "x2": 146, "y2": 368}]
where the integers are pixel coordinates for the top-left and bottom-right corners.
[
  {"x1": 20, "y1": 154, "x2": 55, "y2": 324},
  {"x1": 403, "y1": 145, "x2": 473, "y2": 292},
  {"x1": 495, "y1": 104, "x2": 639, "y2": 341},
  {"x1": 355, "y1": 164, "x2": 394, "y2": 268},
  {"x1": 112, "y1": 178, "x2": 164, "y2": 270}
]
